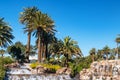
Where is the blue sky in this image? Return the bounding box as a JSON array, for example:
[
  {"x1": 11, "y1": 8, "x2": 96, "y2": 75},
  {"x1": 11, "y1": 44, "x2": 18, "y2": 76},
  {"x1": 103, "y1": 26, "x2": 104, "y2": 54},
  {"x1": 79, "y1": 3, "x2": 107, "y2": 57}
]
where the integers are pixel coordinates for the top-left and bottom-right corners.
[{"x1": 0, "y1": 0, "x2": 120, "y2": 56}]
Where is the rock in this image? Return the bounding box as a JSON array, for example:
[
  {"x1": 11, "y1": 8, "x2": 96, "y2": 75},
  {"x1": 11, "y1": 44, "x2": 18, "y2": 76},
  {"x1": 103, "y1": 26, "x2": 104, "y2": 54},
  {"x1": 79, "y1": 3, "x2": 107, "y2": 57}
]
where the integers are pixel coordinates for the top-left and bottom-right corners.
[
  {"x1": 65, "y1": 68, "x2": 72, "y2": 75},
  {"x1": 4, "y1": 62, "x2": 20, "y2": 68},
  {"x1": 56, "y1": 67, "x2": 72, "y2": 75},
  {"x1": 56, "y1": 67, "x2": 67, "y2": 74},
  {"x1": 79, "y1": 60, "x2": 120, "y2": 80},
  {"x1": 36, "y1": 65, "x2": 46, "y2": 74}
]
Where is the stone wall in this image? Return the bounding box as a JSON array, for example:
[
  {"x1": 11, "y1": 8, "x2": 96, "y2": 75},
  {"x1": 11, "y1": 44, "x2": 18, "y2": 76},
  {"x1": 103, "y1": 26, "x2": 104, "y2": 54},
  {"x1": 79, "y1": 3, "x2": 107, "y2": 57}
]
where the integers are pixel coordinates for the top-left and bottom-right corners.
[{"x1": 78, "y1": 60, "x2": 120, "y2": 80}]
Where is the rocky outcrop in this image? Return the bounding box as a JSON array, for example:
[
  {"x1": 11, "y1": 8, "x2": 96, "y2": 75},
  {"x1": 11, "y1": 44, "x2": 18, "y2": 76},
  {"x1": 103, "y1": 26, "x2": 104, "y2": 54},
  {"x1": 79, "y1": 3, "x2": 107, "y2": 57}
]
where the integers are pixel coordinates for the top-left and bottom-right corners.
[
  {"x1": 56, "y1": 67, "x2": 72, "y2": 75},
  {"x1": 78, "y1": 60, "x2": 120, "y2": 80},
  {"x1": 4, "y1": 62, "x2": 20, "y2": 68},
  {"x1": 36, "y1": 65, "x2": 47, "y2": 74}
]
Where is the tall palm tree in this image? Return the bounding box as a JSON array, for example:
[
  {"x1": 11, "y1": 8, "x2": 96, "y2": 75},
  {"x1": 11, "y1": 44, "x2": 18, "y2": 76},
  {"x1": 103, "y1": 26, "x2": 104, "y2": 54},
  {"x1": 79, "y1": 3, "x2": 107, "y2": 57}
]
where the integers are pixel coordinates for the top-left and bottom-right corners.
[
  {"x1": 61, "y1": 36, "x2": 82, "y2": 67},
  {"x1": 103, "y1": 46, "x2": 110, "y2": 60},
  {"x1": 115, "y1": 34, "x2": 120, "y2": 59},
  {"x1": 43, "y1": 32, "x2": 56, "y2": 59},
  {"x1": 0, "y1": 49, "x2": 5, "y2": 57},
  {"x1": 89, "y1": 48, "x2": 96, "y2": 62},
  {"x1": 0, "y1": 18, "x2": 14, "y2": 48},
  {"x1": 19, "y1": 7, "x2": 38, "y2": 62},
  {"x1": 32, "y1": 11, "x2": 55, "y2": 62}
]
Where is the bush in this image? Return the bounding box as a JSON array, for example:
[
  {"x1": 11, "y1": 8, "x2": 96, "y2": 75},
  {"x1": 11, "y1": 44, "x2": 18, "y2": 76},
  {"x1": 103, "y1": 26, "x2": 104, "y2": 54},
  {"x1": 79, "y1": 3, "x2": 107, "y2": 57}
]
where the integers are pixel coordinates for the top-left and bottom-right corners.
[
  {"x1": 70, "y1": 56, "x2": 92, "y2": 78},
  {"x1": 30, "y1": 62, "x2": 39, "y2": 69},
  {"x1": 41, "y1": 63, "x2": 61, "y2": 73},
  {"x1": 0, "y1": 59, "x2": 5, "y2": 80},
  {"x1": 0, "y1": 57, "x2": 14, "y2": 64},
  {"x1": 3, "y1": 57, "x2": 14, "y2": 64},
  {"x1": 29, "y1": 62, "x2": 61, "y2": 73}
]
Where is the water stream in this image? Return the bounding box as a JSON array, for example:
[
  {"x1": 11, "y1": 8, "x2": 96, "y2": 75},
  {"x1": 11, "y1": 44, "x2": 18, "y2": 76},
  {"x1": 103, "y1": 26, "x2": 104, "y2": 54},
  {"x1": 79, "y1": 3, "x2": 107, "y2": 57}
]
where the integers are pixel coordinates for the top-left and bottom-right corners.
[{"x1": 4, "y1": 65, "x2": 73, "y2": 80}]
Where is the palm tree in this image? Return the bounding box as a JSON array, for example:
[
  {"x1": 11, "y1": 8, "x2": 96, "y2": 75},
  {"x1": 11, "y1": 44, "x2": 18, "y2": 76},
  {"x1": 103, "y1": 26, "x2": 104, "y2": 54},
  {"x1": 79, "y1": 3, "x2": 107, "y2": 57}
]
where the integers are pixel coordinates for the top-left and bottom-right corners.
[
  {"x1": 61, "y1": 36, "x2": 82, "y2": 67},
  {"x1": 89, "y1": 48, "x2": 96, "y2": 62},
  {"x1": 0, "y1": 18, "x2": 14, "y2": 48},
  {"x1": 19, "y1": 7, "x2": 38, "y2": 62},
  {"x1": 97, "y1": 49, "x2": 103, "y2": 60},
  {"x1": 43, "y1": 32, "x2": 56, "y2": 59},
  {"x1": 115, "y1": 34, "x2": 120, "y2": 59},
  {"x1": 32, "y1": 11, "x2": 55, "y2": 62},
  {"x1": 109, "y1": 48, "x2": 116, "y2": 60},
  {"x1": 103, "y1": 46, "x2": 110, "y2": 60},
  {"x1": 0, "y1": 49, "x2": 5, "y2": 57}
]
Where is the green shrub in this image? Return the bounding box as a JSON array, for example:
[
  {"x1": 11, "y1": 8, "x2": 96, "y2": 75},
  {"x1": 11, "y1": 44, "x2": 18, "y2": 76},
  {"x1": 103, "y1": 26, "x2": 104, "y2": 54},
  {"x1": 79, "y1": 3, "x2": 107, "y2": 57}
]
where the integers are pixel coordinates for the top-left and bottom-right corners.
[
  {"x1": 41, "y1": 63, "x2": 61, "y2": 73},
  {"x1": 29, "y1": 62, "x2": 61, "y2": 73},
  {"x1": 30, "y1": 62, "x2": 39, "y2": 69},
  {"x1": 70, "y1": 56, "x2": 92, "y2": 78},
  {"x1": 0, "y1": 67, "x2": 5, "y2": 80},
  {"x1": 3, "y1": 57, "x2": 14, "y2": 64}
]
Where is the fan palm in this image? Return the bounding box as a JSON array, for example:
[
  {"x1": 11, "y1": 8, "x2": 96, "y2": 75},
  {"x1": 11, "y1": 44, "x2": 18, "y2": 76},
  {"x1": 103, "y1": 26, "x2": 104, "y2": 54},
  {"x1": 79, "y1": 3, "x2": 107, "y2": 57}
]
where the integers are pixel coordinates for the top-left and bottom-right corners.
[
  {"x1": 89, "y1": 48, "x2": 96, "y2": 62},
  {"x1": 103, "y1": 46, "x2": 110, "y2": 60},
  {"x1": 19, "y1": 7, "x2": 38, "y2": 62},
  {"x1": 0, "y1": 18, "x2": 14, "y2": 48}
]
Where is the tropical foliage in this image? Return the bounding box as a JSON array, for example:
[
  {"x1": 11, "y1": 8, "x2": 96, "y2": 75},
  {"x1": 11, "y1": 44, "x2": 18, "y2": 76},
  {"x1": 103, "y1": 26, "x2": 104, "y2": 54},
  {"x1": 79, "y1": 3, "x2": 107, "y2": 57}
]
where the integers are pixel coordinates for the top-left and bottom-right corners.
[
  {"x1": 19, "y1": 7, "x2": 38, "y2": 62},
  {"x1": 0, "y1": 57, "x2": 14, "y2": 80},
  {"x1": 30, "y1": 62, "x2": 61, "y2": 73},
  {"x1": 0, "y1": 6, "x2": 120, "y2": 79},
  {"x1": 89, "y1": 48, "x2": 96, "y2": 62},
  {"x1": 0, "y1": 18, "x2": 14, "y2": 48},
  {"x1": 7, "y1": 42, "x2": 26, "y2": 63},
  {"x1": 0, "y1": 49, "x2": 5, "y2": 57}
]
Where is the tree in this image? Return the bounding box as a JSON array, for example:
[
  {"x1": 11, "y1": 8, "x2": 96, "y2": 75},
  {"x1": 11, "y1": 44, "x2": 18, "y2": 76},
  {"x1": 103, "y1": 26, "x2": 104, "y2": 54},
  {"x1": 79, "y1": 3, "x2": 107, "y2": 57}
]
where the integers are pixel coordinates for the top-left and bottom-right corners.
[
  {"x1": 49, "y1": 39, "x2": 63, "y2": 61},
  {"x1": 43, "y1": 32, "x2": 56, "y2": 59},
  {"x1": 19, "y1": 7, "x2": 38, "y2": 62},
  {"x1": 89, "y1": 48, "x2": 96, "y2": 62},
  {"x1": 115, "y1": 34, "x2": 120, "y2": 59},
  {"x1": 97, "y1": 49, "x2": 104, "y2": 60},
  {"x1": 0, "y1": 49, "x2": 5, "y2": 57},
  {"x1": 32, "y1": 11, "x2": 55, "y2": 62},
  {"x1": 109, "y1": 48, "x2": 116, "y2": 60},
  {"x1": 60, "y1": 36, "x2": 82, "y2": 67},
  {"x1": 7, "y1": 42, "x2": 26, "y2": 63},
  {"x1": 103, "y1": 46, "x2": 110, "y2": 60},
  {"x1": 0, "y1": 18, "x2": 14, "y2": 48}
]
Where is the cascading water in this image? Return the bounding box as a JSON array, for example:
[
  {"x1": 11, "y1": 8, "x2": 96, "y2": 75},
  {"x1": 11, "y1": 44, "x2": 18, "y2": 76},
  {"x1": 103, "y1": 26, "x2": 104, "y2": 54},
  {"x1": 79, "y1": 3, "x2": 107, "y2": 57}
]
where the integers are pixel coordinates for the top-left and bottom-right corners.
[{"x1": 4, "y1": 65, "x2": 73, "y2": 80}]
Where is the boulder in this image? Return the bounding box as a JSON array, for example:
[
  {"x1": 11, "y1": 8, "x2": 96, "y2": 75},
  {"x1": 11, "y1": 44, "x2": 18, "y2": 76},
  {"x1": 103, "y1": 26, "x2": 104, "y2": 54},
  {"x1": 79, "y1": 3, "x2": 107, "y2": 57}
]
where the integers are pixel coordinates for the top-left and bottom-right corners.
[
  {"x1": 79, "y1": 60, "x2": 120, "y2": 80},
  {"x1": 56, "y1": 67, "x2": 72, "y2": 75},
  {"x1": 56, "y1": 67, "x2": 67, "y2": 74},
  {"x1": 65, "y1": 68, "x2": 72, "y2": 75},
  {"x1": 36, "y1": 65, "x2": 46, "y2": 74}
]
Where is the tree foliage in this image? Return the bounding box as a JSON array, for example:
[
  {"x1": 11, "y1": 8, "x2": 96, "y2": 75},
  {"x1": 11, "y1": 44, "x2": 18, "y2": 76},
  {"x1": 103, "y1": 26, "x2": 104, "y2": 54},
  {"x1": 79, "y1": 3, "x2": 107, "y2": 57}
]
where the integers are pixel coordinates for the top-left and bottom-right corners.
[
  {"x1": 7, "y1": 42, "x2": 26, "y2": 63},
  {"x1": 0, "y1": 18, "x2": 14, "y2": 48}
]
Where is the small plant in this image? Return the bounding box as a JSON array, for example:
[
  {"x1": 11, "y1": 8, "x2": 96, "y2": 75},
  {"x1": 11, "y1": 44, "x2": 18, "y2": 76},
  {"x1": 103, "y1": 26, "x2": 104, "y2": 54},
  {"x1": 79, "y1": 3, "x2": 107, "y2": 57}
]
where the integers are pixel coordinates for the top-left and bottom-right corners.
[
  {"x1": 40, "y1": 63, "x2": 61, "y2": 73},
  {"x1": 30, "y1": 62, "x2": 39, "y2": 69}
]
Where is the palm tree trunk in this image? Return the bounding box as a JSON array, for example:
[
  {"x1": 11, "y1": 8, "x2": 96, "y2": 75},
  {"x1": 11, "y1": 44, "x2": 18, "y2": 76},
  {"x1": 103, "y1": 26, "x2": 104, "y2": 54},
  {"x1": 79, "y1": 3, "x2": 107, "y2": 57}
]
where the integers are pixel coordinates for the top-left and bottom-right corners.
[
  {"x1": 45, "y1": 43, "x2": 48, "y2": 59},
  {"x1": 41, "y1": 42, "x2": 44, "y2": 62},
  {"x1": 26, "y1": 32, "x2": 31, "y2": 62},
  {"x1": 117, "y1": 43, "x2": 119, "y2": 59},
  {"x1": 65, "y1": 54, "x2": 69, "y2": 67},
  {"x1": 92, "y1": 55, "x2": 94, "y2": 62},
  {"x1": 38, "y1": 33, "x2": 41, "y2": 63},
  {"x1": 2, "y1": 54, "x2": 3, "y2": 58},
  {"x1": 106, "y1": 53, "x2": 108, "y2": 60}
]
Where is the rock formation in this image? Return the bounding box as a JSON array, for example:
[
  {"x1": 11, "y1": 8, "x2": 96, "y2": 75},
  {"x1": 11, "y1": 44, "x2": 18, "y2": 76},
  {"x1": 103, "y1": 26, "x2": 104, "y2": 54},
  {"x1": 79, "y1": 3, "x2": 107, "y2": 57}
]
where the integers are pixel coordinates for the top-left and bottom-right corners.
[{"x1": 78, "y1": 60, "x2": 120, "y2": 80}]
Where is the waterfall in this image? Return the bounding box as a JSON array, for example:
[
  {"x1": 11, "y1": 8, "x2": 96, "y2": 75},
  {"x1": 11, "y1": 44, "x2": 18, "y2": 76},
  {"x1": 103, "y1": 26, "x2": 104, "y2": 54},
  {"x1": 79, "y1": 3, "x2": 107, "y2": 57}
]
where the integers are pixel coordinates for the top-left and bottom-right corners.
[{"x1": 4, "y1": 66, "x2": 73, "y2": 80}]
